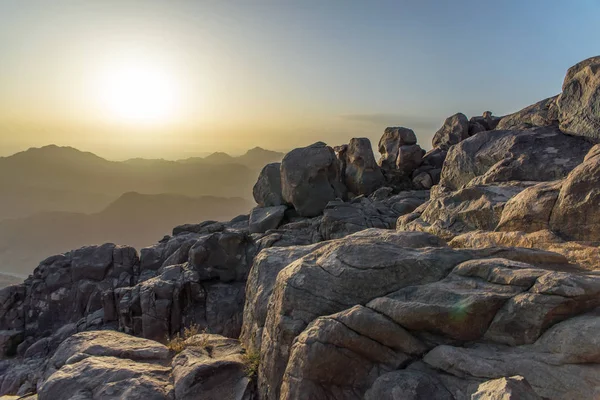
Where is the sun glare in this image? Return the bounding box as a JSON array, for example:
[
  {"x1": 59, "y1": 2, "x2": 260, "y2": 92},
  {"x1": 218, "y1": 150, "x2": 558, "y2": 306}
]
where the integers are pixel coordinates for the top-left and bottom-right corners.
[{"x1": 97, "y1": 61, "x2": 180, "y2": 125}]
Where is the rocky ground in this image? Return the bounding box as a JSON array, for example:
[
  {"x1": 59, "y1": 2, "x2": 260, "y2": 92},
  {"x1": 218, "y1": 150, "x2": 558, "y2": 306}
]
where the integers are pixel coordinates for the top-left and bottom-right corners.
[{"x1": 1, "y1": 56, "x2": 600, "y2": 399}]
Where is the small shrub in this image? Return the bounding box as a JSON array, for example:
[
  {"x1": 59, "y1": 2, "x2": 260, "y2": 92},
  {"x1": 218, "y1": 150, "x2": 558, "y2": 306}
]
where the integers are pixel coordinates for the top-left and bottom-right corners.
[
  {"x1": 166, "y1": 324, "x2": 206, "y2": 354},
  {"x1": 242, "y1": 349, "x2": 260, "y2": 378}
]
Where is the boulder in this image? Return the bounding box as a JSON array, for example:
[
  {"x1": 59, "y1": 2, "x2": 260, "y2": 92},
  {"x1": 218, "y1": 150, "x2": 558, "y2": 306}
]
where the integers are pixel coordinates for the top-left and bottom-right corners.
[
  {"x1": 496, "y1": 181, "x2": 562, "y2": 233},
  {"x1": 557, "y1": 56, "x2": 600, "y2": 142},
  {"x1": 396, "y1": 144, "x2": 425, "y2": 175},
  {"x1": 280, "y1": 142, "x2": 346, "y2": 217},
  {"x1": 40, "y1": 331, "x2": 173, "y2": 400},
  {"x1": 378, "y1": 127, "x2": 417, "y2": 169},
  {"x1": 549, "y1": 144, "x2": 600, "y2": 241},
  {"x1": 248, "y1": 206, "x2": 287, "y2": 234},
  {"x1": 253, "y1": 163, "x2": 283, "y2": 207},
  {"x1": 439, "y1": 126, "x2": 592, "y2": 191},
  {"x1": 343, "y1": 138, "x2": 384, "y2": 196},
  {"x1": 496, "y1": 96, "x2": 559, "y2": 130},
  {"x1": 471, "y1": 111, "x2": 502, "y2": 131},
  {"x1": 171, "y1": 334, "x2": 254, "y2": 400},
  {"x1": 432, "y1": 113, "x2": 470, "y2": 150},
  {"x1": 413, "y1": 171, "x2": 433, "y2": 189},
  {"x1": 422, "y1": 147, "x2": 447, "y2": 169},
  {"x1": 472, "y1": 376, "x2": 542, "y2": 400}
]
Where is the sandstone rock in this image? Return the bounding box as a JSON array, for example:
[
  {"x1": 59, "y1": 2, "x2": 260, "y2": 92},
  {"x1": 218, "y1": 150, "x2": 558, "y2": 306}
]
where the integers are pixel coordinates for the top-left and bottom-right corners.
[
  {"x1": 378, "y1": 127, "x2": 417, "y2": 169},
  {"x1": 248, "y1": 206, "x2": 287, "y2": 234},
  {"x1": 471, "y1": 376, "x2": 542, "y2": 400},
  {"x1": 496, "y1": 96, "x2": 559, "y2": 130},
  {"x1": 253, "y1": 162, "x2": 283, "y2": 207},
  {"x1": 557, "y1": 55, "x2": 600, "y2": 142},
  {"x1": 280, "y1": 142, "x2": 346, "y2": 217},
  {"x1": 343, "y1": 138, "x2": 384, "y2": 196},
  {"x1": 432, "y1": 113, "x2": 470, "y2": 150},
  {"x1": 171, "y1": 334, "x2": 254, "y2": 400}
]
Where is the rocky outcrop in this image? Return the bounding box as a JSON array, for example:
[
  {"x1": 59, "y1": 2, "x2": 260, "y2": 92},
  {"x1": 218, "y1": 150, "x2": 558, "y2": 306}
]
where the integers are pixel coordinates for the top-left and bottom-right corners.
[
  {"x1": 3, "y1": 55, "x2": 600, "y2": 400},
  {"x1": 557, "y1": 55, "x2": 600, "y2": 142},
  {"x1": 280, "y1": 142, "x2": 347, "y2": 217}
]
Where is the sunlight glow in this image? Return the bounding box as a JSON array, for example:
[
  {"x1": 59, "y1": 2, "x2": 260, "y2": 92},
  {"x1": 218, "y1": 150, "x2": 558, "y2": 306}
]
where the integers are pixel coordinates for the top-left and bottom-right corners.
[{"x1": 97, "y1": 61, "x2": 180, "y2": 125}]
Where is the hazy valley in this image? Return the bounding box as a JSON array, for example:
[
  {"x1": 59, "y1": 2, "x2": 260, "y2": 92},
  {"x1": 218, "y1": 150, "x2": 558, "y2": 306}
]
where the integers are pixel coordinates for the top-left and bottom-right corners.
[{"x1": 0, "y1": 145, "x2": 282, "y2": 278}]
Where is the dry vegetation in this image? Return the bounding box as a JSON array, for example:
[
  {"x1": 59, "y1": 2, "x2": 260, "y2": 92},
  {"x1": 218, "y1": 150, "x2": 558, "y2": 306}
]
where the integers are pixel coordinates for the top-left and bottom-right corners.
[{"x1": 166, "y1": 324, "x2": 207, "y2": 353}]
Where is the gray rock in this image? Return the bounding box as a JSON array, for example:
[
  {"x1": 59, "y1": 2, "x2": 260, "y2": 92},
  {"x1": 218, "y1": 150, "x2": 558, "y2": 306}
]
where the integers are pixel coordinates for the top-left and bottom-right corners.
[
  {"x1": 440, "y1": 126, "x2": 592, "y2": 191},
  {"x1": 550, "y1": 144, "x2": 600, "y2": 241},
  {"x1": 172, "y1": 334, "x2": 253, "y2": 400},
  {"x1": 248, "y1": 206, "x2": 287, "y2": 234},
  {"x1": 497, "y1": 96, "x2": 559, "y2": 130},
  {"x1": 432, "y1": 113, "x2": 470, "y2": 150},
  {"x1": 253, "y1": 162, "x2": 283, "y2": 207},
  {"x1": 280, "y1": 142, "x2": 346, "y2": 217},
  {"x1": 557, "y1": 56, "x2": 600, "y2": 142},
  {"x1": 378, "y1": 127, "x2": 417, "y2": 170},
  {"x1": 365, "y1": 370, "x2": 454, "y2": 400},
  {"x1": 343, "y1": 138, "x2": 384, "y2": 196},
  {"x1": 396, "y1": 144, "x2": 425, "y2": 175}
]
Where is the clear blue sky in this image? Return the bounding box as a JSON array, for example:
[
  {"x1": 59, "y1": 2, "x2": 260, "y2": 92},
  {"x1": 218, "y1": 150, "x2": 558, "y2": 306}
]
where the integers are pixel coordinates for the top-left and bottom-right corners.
[{"x1": 0, "y1": 0, "x2": 598, "y2": 159}]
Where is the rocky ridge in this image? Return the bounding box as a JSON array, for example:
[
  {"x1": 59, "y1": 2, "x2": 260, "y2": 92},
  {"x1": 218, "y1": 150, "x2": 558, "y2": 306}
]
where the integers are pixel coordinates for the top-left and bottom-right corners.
[{"x1": 1, "y1": 56, "x2": 600, "y2": 399}]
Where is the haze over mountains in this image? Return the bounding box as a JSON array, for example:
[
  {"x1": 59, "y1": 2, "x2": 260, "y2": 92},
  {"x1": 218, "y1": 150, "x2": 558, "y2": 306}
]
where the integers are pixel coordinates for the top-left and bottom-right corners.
[{"x1": 0, "y1": 145, "x2": 282, "y2": 278}]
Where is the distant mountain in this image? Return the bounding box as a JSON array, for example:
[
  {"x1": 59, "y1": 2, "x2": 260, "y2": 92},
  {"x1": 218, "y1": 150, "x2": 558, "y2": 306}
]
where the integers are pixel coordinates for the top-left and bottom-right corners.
[
  {"x1": 0, "y1": 192, "x2": 253, "y2": 276},
  {"x1": 0, "y1": 145, "x2": 283, "y2": 220}
]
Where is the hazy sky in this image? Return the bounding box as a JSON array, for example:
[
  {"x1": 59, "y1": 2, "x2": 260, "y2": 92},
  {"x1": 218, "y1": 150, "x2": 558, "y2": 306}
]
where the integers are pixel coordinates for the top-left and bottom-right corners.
[{"x1": 0, "y1": 1, "x2": 599, "y2": 159}]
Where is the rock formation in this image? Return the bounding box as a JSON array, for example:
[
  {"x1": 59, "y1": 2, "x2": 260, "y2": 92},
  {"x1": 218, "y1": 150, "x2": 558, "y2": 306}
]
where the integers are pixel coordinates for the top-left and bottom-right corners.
[{"x1": 1, "y1": 56, "x2": 600, "y2": 400}]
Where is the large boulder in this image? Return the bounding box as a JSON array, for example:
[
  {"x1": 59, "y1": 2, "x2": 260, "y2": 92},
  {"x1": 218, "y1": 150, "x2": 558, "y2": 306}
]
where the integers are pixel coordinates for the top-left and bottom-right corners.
[
  {"x1": 557, "y1": 56, "x2": 600, "y2": 142},
  {"x1": 343, "y1": 138, "x2": 384, "y2": 196},
  {"x1": 377, "y1": 127, "x2": 417, "y2": 170},
  {"x1": 496, "y1": 96, "x2": 559, "y2": 130},
  {"x1": 280, "y1": 142, "x2": 346, "y2": 217},
  {"x1": 253, "y1": 163, "x2": 283, "y2": 207},
  {"x1": 439, "y1": 126, "x2": 592, "y2": 191},
  {"x1": 396, "y1": 144, "x2": 425, "y2": 175},
  {"x1": 550, "y1": 144, "x2": 600, "y2": 241},
  {"x1": 432, "y1": 113, "x2": 470, "y2": 150}
]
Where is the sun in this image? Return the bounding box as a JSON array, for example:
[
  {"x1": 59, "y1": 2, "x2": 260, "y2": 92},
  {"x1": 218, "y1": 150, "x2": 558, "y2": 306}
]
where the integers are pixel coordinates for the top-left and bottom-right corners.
[{"x1": 97, "y1": 61, "x2": 180, "y2": 125}]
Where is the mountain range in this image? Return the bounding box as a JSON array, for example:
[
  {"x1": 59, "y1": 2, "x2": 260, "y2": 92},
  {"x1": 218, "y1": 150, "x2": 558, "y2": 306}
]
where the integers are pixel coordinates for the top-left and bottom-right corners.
[{"x1": 0, "y1": 145, "x2": 282, "y2": 278}]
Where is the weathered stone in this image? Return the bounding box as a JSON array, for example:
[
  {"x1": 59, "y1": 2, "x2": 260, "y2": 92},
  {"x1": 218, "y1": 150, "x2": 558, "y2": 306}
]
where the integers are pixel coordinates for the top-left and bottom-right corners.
[
  {"x1": 378, "y1": 127, "x2": 417, "y2": 169},
  {"x1": 396, "y1": 144, "x2": 425, "y2": 175},
  {"x1": 557, "y1": 56, "x2": 600, "y2": 142},
  {"x1": 432, "y1": 113, "x2": 470, "y2": 150},
  {"x1": 172, "y1": 334, "x2": 253, "y2": 400},
  {"x1": 343, "y1": 138, "x2": 384, "y2": 196},
  {"x1": 497, "y1": 96, "x2": 559, "y2": 130},
  {"x1": 253, "y1": 162, "x2": 283, "y2": 207},
  {"x1": 248, "y1": 206, "x2": 287, "y2": 234},
  {"x1": 281, "y1": 142, "x2": 346, "y2": 217},
  {"x1": 365, "y1": 370, "x2": 454, "y2": 400}
]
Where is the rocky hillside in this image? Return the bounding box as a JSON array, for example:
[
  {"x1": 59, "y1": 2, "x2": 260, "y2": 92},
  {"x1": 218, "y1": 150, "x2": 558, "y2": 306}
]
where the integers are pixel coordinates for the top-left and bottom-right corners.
[{"x1": 1, "y1": 56, "x2": 600, "y2": 400}]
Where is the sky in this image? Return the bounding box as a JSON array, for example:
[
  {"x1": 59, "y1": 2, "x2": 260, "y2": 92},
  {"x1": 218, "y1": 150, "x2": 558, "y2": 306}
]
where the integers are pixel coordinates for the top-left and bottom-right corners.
[{"x1": 0, "y1": 0, "x2": 599, "y2": 160}]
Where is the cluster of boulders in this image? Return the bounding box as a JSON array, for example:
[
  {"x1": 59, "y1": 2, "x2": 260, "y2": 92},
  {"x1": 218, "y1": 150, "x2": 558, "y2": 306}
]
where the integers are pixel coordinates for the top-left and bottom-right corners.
[{"x1": 1, "y1": 56, "x2": 600, "y2": 400}]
